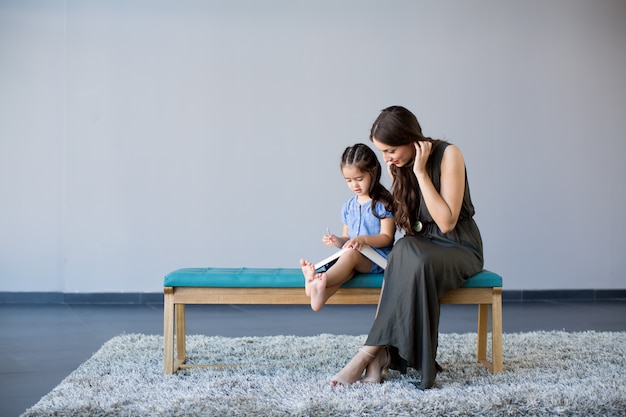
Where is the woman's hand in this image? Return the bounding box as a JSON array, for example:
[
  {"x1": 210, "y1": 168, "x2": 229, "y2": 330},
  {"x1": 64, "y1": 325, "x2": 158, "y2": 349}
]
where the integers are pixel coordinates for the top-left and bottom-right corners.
[
  {"x1": 386, "y1": 161, "x2": 394, "y2": 179},
  {"x1": 413, "y1": 141, "x2": 433, "y2": 176}
]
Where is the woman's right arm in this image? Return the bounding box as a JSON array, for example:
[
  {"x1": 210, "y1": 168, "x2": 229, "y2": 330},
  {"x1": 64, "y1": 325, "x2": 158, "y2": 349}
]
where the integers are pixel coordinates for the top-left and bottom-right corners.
[{"x1": 413, "y1": 142, "x2": 465, "y2": 233}]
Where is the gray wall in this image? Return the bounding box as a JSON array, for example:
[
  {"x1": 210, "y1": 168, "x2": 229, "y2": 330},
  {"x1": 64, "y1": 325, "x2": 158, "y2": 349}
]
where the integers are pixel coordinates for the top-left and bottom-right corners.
[{"x1": 1, "y1": 0, "x2": 625, "y2": 292}]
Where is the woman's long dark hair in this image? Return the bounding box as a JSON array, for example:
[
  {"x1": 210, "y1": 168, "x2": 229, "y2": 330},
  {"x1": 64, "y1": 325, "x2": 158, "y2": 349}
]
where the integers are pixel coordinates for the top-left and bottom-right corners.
[
  {"x1": 341, "y1": 143, "x2": 393, "y2": 219},
  {"x1": 369, "y1": 106, "x2": 442, "y2": 234}
]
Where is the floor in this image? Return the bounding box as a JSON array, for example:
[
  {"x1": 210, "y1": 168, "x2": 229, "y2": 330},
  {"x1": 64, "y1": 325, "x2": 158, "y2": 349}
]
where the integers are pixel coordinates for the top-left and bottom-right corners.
[{"x1": 1, "y1": 300, "x2": 625, "y2": 417}]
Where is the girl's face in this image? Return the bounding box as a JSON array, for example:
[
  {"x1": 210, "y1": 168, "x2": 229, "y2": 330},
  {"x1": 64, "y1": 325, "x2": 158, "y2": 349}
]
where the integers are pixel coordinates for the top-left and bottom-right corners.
[
  {"x1": 372, "y1": 137, "x2": 415, "y2": 168},
  {"x1": 342, "y1": 165, "x2": 372, "y2": 197}
]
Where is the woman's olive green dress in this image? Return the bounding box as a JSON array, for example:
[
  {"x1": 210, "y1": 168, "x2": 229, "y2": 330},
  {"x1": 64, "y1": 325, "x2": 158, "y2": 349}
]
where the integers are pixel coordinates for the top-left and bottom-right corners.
[{"x1": 365, "y1": 142, "x2": 484, "y2": 389}]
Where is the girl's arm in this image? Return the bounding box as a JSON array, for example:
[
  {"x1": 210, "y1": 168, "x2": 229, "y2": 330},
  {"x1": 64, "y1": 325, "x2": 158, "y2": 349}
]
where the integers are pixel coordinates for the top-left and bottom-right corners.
[
  {"x1": 414, "y1": 142, "x2": 465, "y2": 233},
  {"x1": 338, "y1": 224, "x2": 350, "y2": 247},
  {"x1": 343, "y1": 217, "x2": 395, "y2": 250}
]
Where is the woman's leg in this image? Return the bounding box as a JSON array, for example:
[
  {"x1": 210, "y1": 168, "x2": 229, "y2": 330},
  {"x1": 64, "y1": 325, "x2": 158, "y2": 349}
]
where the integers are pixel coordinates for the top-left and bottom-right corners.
[
  {"x1": 365, "y1": 236, "x2": 469, "y2": 389},
  {"x1": 362, "y1": 280, "x2": 386, "y2": 381},
  {"x1": 361, "y1": 347, "x2": 391, "y2": 384},
  {"x1": 330, "y1": 345, "x2": 382, "y2": 386}
]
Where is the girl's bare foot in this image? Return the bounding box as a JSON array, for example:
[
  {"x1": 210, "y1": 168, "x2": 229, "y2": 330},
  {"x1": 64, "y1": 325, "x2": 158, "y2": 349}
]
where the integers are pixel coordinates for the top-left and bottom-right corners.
[
  {"x1": 300, "y1": 259, "x2": 316, "y2": 296},
  {"x1": 330, "y1": 347, "x2": 378, "y2": 386},
  {"x1": 309, "y1": 272, "x2": 328, "y2": 311}
]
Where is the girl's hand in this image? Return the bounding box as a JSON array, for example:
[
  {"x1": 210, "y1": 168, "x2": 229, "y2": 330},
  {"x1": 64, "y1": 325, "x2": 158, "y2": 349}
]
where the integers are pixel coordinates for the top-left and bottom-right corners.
[
  {"x1": 342, "y1": 237, "x2": 363, "y2": 251},
  {"x1": 413, "y1": 140, "x2": 433, "y2": 176},
  {"x1": 323, "y1": 234, "x2": 338, "y2": 247}
]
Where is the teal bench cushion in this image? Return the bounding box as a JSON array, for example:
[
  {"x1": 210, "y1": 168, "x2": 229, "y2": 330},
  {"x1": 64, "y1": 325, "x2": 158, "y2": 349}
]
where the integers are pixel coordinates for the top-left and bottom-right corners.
[{"x1": 164, "y1": 268, "x2": 502, "y2": 289}]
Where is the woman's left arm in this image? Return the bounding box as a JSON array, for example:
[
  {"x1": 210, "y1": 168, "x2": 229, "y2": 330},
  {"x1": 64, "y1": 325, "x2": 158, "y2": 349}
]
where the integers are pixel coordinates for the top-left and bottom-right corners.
[{"x1": 413, "y1": 142, "x2": 465, "y2": 233}]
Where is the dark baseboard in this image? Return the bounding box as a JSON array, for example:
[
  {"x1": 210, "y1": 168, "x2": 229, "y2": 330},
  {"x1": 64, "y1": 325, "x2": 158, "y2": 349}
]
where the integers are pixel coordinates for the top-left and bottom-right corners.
[
  {"x1": 502, "y1": 289, "x2": 626, "y2": 302},
  {"x1": 0, "y1": 289, "x2": 625, "y2": 304},
  {"x1": 0, "y1": 292, "x2": 164, "y2": 304}
]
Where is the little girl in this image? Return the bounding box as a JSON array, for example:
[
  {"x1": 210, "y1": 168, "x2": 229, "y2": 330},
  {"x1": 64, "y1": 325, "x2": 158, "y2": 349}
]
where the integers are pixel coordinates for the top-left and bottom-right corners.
[{"x1": 300, "y1": 143, "x2": 395, "y2": 311}]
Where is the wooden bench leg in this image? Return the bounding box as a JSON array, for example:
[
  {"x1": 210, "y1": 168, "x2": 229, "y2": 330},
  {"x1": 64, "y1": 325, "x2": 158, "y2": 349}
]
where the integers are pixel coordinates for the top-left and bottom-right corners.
[
  {"x1": 491, "y1": 288, "x2": 503, "y2": 373},
  {"x1": 163, "y1": 287, "x2": 175, "y2": 374},
  {"x1": 476, "y1": 288, "x2": 503, "y2": 374},
  {"x1": 477, "y1": 303, "x2": 489, "y2": 368},
  {"x1": 175, "y1": 303, "x2": 186, "y2": 371}
]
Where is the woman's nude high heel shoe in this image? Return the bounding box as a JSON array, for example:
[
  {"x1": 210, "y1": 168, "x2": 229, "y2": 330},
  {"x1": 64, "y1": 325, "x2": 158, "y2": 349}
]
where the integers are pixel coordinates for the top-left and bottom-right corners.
[
  {"x1": 330, "y1": 348, "x2": 376, "y2": 386},
  {"x1": 361, "y1": 347, "x2": 391, "y2": 384}
]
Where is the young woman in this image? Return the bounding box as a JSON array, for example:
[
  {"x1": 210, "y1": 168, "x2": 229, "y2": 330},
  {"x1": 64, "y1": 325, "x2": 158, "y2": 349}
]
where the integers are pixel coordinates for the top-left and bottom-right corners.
[
  {"x1": 300, "y1": 143, "x2": 395, "y2": 312},
  {"x1": 330, "y1": 106, "x2": 484, "y2": 389}
]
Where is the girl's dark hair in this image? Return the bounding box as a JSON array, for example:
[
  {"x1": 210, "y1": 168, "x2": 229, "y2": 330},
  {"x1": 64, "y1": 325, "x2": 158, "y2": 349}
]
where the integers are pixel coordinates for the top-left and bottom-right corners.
[
  {"x1": 369, "y1": 105, "x2": 442, "y2": 234},
  {"x1": 341, "y1": 143, "x2": 394, "y2": 219}
]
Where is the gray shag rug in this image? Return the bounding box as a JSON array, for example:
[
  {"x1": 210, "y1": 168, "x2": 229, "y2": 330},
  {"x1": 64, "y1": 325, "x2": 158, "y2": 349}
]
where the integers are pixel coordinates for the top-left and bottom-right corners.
[{"x1": 22, "y1": 331, "x2": 626, "y2": 416}]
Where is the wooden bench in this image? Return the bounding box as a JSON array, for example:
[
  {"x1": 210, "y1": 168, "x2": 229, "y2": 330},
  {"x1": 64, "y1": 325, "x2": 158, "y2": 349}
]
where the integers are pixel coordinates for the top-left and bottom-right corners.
[{"x1": 163, "y1": 268, "x2": 503, "y2": 375}]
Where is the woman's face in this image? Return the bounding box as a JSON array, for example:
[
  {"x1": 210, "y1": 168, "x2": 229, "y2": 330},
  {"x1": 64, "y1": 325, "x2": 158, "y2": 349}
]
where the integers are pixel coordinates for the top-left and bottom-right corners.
[{"x1": 372, "y1": 137, "x2": 415, "y2": 168}]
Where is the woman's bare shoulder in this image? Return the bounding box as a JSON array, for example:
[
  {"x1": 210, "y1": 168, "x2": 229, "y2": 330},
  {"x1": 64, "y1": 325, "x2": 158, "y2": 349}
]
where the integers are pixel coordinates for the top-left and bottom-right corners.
[{"x1": 441, "y1": 143, "x2": 465, "y2": 166}]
